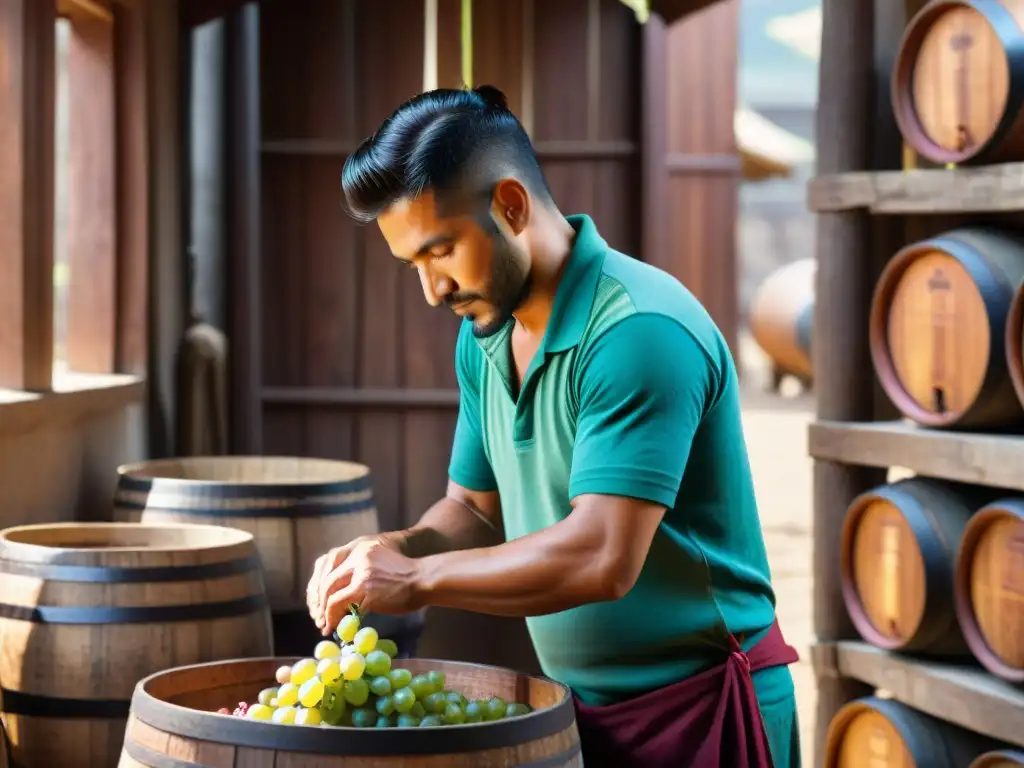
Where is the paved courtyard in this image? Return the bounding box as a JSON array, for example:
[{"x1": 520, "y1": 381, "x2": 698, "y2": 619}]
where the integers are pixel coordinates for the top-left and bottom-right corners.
[{"x1": 741, "y1": 387, "x2": 816, "y2": 766}]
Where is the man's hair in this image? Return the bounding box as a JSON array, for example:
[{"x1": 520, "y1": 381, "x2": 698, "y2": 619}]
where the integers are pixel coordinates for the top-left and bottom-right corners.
[{"x1": 340, "y1": 85, "x2": 552, "y2": 223}]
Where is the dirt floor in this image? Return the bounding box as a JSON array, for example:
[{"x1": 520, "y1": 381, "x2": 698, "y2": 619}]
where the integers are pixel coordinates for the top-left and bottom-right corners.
[{"x1": 741, "y1": 385, "x2": 816, "y2": 767}]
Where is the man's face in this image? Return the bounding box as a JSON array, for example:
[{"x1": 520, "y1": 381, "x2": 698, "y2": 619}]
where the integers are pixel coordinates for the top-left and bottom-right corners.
[{"x1": 378, "y1": 190, "x2": 530, "y2": 338}]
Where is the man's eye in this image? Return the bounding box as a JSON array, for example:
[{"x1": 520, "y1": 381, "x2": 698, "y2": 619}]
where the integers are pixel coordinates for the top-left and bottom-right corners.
[{"x1": 432, "y1": 247, "x2": 455, "y2": 259}]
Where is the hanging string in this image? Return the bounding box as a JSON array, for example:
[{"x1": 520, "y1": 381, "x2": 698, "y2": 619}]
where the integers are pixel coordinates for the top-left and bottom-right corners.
[{"x1": 461, "y1": 0, "x2": 473, "y2": 88}]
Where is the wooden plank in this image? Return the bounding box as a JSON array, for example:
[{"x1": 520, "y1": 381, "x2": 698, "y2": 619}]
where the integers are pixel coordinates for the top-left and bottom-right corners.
[
  {"x1": 809, "y1": 0, "x2": 881, "y2": 760},
  {"x1": 807, "y1": 163, "x2": 1024, "y2": 214},
  {"x1": 225, "y1": 3, "x2": 262, "y2": 454},
  {"x1": 0, "y1": 0, "x2": 57, "y2": 390},
  {"x1": 57, "y1": 0, "x2": 112, "y2": 23},
  {"x1": 809, "y1": 420, "x2": 1024, "y2": 492},
  {"x1": 66, "y1": 16, "x2": 117, "y2": 374},
  {"x1": 0, "y1": 375, "x2": 143, "y2": 437},
  {"x1": 114, "y1": 0, "x2": 149, "y2": 375},
  {"x1": 665, "y1": 152, "x2": 742, "y2": 173},
  {"x1": 262, "y1": 387, "x2": 460, "y2": 408},
  {"x1": 816, "y1": 640, "x2": 1024, "y2": 749}
]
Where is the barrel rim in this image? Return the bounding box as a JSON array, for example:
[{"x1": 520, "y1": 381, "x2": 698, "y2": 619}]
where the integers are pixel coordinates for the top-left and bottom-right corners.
[
  {"x1": 954, "y1": 500, "x2": 1024, "y2": 683},
  {"x1": 129, "y1": 656, "x2": 579, "y2": 755},
  {"x1": 116, "y1": 456, "x2": 371, "y2": 487},
  {"x1": 891, "y1": 0, "x2": 1024, "y2": 165},
  {"x1": 869, "y1": 233, "x2": 1008, "y2": 427},
  {"x1": 840, "y1": 482, "x2": 930, "y2": 649},
  {"x1": 1005, "y1": 283, "x2": 1024, "y2": 410},
  {"x1": 824, "y1": 696, "x2": 939, "y2": 767},
  {"x1": 0, "y1": 521, "x2": 257, "y2": 557},
  {"x1": 970, "y1": 749, "x2": 1024, "y2": 768}
]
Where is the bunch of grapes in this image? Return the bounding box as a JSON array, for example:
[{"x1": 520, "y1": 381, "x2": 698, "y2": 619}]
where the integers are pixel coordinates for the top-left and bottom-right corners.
[{"x1": 220, "y1": 611, "x2": 533, "y2": 728}]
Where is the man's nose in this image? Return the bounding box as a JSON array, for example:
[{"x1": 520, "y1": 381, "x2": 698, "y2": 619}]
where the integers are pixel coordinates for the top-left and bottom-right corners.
[{"x1": 419, "y1": 266, "x2": 452, "y2": 307}]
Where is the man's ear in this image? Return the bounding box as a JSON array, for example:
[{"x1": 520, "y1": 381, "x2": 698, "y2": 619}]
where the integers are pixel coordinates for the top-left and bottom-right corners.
[{"x1": 491, "y1": 177, "x2": 530, "y2": 235}]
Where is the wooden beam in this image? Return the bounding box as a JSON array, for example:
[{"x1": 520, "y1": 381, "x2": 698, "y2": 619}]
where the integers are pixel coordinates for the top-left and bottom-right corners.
[
  {"x1": 809, "y1": 420, "x2": 1024, "y2": 493},
  {"x1": 815, "y1": 641, "x2": 1024, "y2": 750},
  {"x1": 810, "y1": 0, "x2": 882, "y2": 759},
  {"x1": 225, "y1": 3, "x2": 262, "y2": 454},
  {"x1": 650, "y1": 0, "x2": 726, "y2": 25},
  {"x1": 808, "y1": 163, "x2": 1024, "y2": 214},
  {"x1": 114, "y1": 0, "x2": 150, "y2": 375},
  {"x1": 262, "y1": 387, "x2": 461, "y2": 409},
  {"x1": 0, "y1": 0, "x2": 57, "y2": 390},
  {"x1": 66, "y1": 16, "x2": 118, "y2": 373},
  {"x1": 58, "y1": 0, "x2": 113, "y2": 23}
]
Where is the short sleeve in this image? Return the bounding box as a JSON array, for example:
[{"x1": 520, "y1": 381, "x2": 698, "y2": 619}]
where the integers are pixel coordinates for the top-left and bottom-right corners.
[
  {"x1": 448, "y1": 323, "x2": 499, "y2": 492},
  {"x1": 568, "y1": 313, "x2": 716, "y2": 507}
]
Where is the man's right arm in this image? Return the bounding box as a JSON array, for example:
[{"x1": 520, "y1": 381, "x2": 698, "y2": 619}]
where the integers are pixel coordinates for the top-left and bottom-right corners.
[{"x1": 308, "y1": 324, "x2": 500, "y2": 621}]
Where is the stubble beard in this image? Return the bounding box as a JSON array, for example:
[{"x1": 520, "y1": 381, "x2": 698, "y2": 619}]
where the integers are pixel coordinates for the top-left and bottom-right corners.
[{"x1": 469, "y1": 232, "x2": 531, "y2": 339}]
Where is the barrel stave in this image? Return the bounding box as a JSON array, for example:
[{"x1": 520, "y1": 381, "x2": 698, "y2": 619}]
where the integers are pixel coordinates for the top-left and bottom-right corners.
[{"x1": 0, "y1": 523, "x2": 273, "y2": 768}]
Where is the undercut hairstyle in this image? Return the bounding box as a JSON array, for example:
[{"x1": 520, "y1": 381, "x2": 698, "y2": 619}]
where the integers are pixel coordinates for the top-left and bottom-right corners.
[{"x1": 340, "y1": 85, "x2": 553, "y2": 223}]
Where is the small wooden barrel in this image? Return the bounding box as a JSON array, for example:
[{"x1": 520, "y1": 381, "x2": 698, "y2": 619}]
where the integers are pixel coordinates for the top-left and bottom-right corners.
[
  {"x1": 840, "y1": 477, "x2": 990, "y2": 655},
  {"x1": 869, "y1": 228, "x2": 1024, "y2": 428},
  {"x1": 955, "y1": 498, "x2": 1024, "y2": 681},
  {"x1": 119, "y1": 657, "x2": 581, "y2": 767},
  {"x1": 972, "y1": 751, "x2": 1024, "y2": 767},
  {"x1": 0, "y1": 522, "x2": 273, "y2": 768},
  {"x1": 113, "y1": 456, "x2": 423, "y2": 655},
  {"x1": 825, "y1": 697, "x2": 1000, "y2": 767},
  {"x1": 892, "y1": 0, "x2": 1024, "y2": 166},
  {"x1": 748, "y1": 258, "x2": 816, "y2": 382}
]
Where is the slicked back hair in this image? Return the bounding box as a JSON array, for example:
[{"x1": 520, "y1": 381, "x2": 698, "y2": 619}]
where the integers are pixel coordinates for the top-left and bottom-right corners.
[{"x1": 340, "y1": 85, "x2": 553, "y2": 224}]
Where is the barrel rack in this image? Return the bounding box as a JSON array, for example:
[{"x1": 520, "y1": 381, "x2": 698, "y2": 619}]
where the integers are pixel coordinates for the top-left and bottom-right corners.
[{"x1": 808, "y1": 0, "x2": 1024, "y2": 764}]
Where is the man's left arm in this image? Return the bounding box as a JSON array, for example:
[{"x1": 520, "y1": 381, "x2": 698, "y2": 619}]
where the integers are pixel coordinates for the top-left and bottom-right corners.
[{"x1": 411, "y1": 313, "x2": 714, "y2": 617}]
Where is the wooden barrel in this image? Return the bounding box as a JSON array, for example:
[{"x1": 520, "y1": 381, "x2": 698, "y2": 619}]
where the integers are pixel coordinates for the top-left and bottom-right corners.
[
  {"x1": 892, "y1": 0, "x2": 1024, "y2": 166},
  {"x1": 972, "y1": 752, "x2": 1024, "y2": 767},
  {"x1": 825, "y1": 697, "x2": 1001, "y2": 767},
  {"x1": 112, "y1": 456, "x2": 425, "y2": 657},
  {"x1": 119, "y1": 657, "x2": 581, "y2": 767},
  {"x1": 1005, "y1": 282, "x2": 1024, "y2": 409},
  {"x1": 840, "y1": 477, "x2": 992, "y2": 655},
  {"x1": 748, "y1": 258, "x2": 815, "y2": 382},
  {"x1": 955, "y1": 498, "x2": 1024, "y2": 681},
  {"x1": 869, "y1": 227, "x2": 1024, "y2": 428},
  {"x1": 0, "y1": 522, "x2": 273, "y2": 768}
]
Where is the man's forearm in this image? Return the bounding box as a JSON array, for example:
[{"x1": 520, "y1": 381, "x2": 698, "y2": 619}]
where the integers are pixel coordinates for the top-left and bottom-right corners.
[
  {"x1": 412, "y1": 514, "x2": 620, "y2": 617},
  {"x1": 395, "y1": 496, "x2": 502, "y2": 558}
]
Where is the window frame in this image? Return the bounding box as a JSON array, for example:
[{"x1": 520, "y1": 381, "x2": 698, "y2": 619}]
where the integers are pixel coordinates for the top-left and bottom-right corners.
[{"x1": 0, "y1": 0, "x2": 148, "y2": 432}]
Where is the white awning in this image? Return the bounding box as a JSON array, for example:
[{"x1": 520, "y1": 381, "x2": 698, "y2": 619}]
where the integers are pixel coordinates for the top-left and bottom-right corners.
[
  {"x1": 735, "y1": 106, "x2": 815, "y2": 179},
  {"x1": 765, "y1": 6, "x2": 821, "y2": 62}
]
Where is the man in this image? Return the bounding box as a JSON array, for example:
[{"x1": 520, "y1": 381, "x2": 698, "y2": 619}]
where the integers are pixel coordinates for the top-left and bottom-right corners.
[{"x1": 306, "y1": 84, "x2": 800, "y2": 767}]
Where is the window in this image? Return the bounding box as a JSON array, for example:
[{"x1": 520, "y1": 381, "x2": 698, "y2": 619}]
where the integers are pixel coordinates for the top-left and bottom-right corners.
[{"x1": 0, "y1": 0, "x2": 147, "y2": 396}]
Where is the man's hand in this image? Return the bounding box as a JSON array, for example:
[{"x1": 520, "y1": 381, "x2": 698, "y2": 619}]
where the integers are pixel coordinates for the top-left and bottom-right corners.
[
  {"x1": 315, "y1": 538, "x2": 424, "y2": 634},
  {"x1": 306, "y1": 531, "x2": 406, "y2": 630}
]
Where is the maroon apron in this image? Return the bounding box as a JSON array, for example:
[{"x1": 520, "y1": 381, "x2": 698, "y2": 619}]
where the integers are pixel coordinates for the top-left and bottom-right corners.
[{"x1": 572, "y1": 620, "x2": 799, "y2": 768}]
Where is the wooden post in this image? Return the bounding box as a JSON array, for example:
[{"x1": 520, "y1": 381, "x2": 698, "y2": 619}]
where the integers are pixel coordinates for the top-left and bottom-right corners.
[
  {"x1": 224, "y1": 2, "x2": 262, "y2": 454},
  {"x1": 0, "y1": 0, "x2": 57, "y2": 391},
  {"x1": 811, "y1": 0, "x2": 882, "y2": 759}
]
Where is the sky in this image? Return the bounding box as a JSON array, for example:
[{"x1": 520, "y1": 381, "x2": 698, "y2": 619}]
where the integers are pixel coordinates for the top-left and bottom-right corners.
[{"x1": 738, "y1": 0, "x2": 819, "y2": 107}]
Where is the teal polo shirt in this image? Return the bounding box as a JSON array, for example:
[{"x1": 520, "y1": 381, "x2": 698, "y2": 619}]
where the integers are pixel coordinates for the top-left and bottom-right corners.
[{"x1": 448, "y1": 214, "x2": 790, "y2": 712}]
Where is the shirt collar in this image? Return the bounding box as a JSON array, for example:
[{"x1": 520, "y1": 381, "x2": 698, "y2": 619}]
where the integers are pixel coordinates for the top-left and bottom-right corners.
[{"x1": 476, "y1": 213, "x2": 606, "y2": 357}]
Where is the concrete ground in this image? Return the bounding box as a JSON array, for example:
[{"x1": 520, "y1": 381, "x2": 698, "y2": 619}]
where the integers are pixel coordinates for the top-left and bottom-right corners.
[{"x1": 741, "y1": 382, "x2": 816, "y2": 767}]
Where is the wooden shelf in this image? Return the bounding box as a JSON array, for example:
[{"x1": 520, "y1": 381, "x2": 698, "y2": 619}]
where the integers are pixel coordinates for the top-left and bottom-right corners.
[
  {"x1": 809, "y1": 420, "x2": 1024, "y2": 492},
  {"x1": 807, "y1": 162, "x2": 1024, "y2": 214},
  {"x1": 812, "y1": 641, "x2": 1024, "y2": 748}
]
